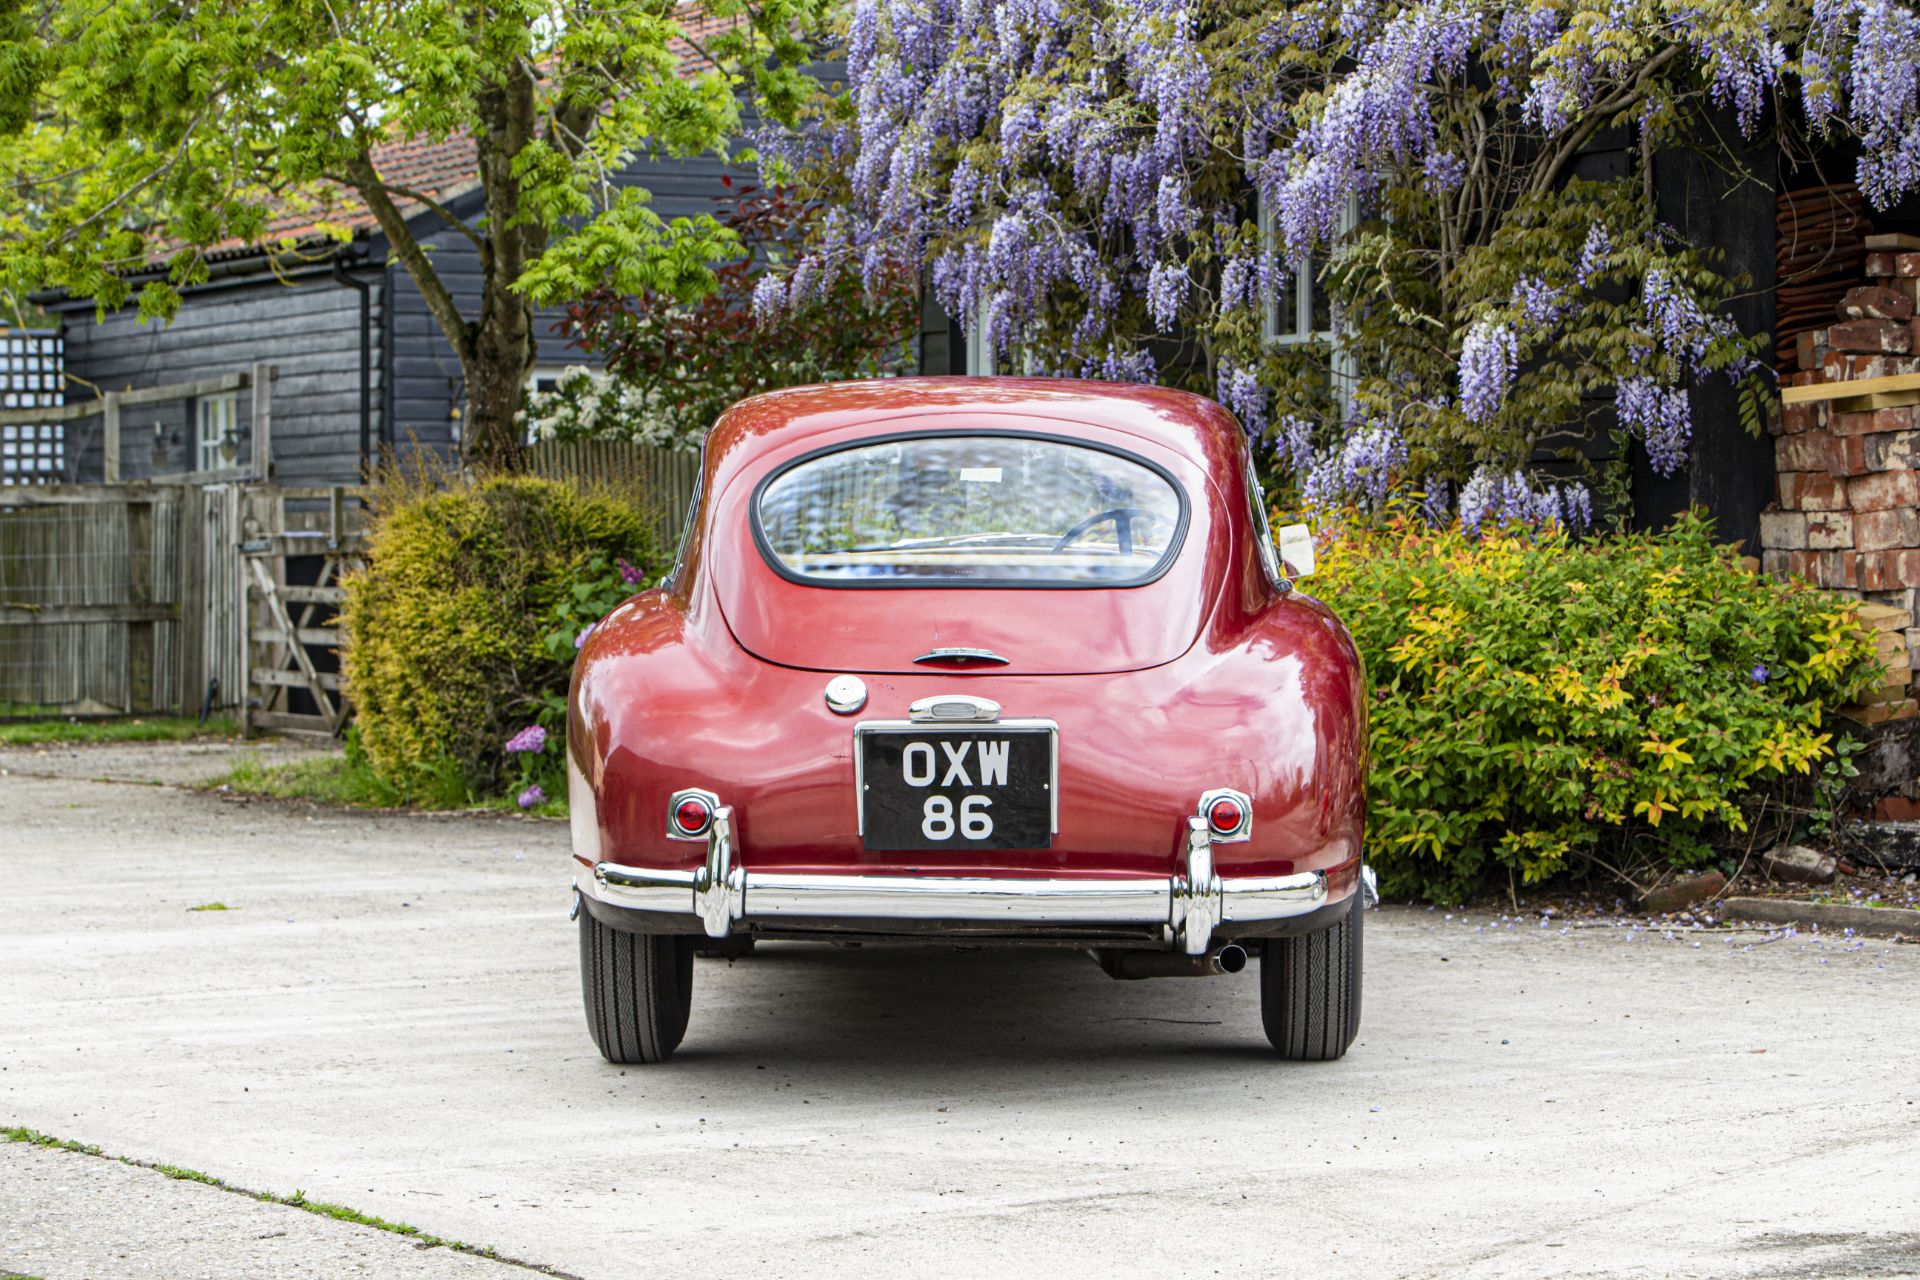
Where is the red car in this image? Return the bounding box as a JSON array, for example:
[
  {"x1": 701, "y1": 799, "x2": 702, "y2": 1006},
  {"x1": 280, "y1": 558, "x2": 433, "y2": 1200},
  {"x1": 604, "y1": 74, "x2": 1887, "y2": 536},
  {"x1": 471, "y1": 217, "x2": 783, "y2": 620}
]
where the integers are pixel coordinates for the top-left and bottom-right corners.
[{"x1": 566, "y1": 378, "x2": 1371, "y2": 1062}]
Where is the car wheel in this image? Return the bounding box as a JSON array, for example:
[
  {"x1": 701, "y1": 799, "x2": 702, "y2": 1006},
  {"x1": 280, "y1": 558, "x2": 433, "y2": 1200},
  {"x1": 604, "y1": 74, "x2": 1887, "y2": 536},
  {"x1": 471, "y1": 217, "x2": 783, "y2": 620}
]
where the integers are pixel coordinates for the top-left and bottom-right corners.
[
  {"x1": 1259, "y1": 893, "x2": 1362, "y2": 1061},
  {"x1": 579, "y1": 909, "x2": 695, "y2": 1064}
]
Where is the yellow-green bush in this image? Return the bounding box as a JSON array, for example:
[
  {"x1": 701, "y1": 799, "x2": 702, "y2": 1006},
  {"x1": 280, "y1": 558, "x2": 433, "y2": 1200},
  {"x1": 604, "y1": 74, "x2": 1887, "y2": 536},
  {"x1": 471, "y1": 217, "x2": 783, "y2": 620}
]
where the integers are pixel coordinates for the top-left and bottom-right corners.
[
  {"x1": 341, "y1": 470, "x2": 663, "y2": 798},
  {"x1": 1307, "y1": 513, "x2": 1882, "y2": 903}
]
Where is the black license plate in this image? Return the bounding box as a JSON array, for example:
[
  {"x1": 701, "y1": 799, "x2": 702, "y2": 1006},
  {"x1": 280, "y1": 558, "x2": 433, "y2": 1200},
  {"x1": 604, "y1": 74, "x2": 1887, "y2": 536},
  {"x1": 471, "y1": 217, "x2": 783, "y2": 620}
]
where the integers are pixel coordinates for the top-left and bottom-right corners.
[{"x1": 857, "y1": 726, "x2": 1056, "y2": 851}]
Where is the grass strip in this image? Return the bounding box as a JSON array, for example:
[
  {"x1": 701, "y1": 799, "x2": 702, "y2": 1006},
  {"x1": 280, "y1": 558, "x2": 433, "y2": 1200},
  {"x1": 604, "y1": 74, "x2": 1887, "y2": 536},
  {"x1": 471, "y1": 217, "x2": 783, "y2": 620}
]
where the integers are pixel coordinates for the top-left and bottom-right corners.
[
  {"x1": 0, "y1": 716, "x2": 239, "y2": 746},
  {"x1": 207, "y1": 750, "x2": 567, "y2": 818},
  {"x1": 1, "y1": 1126, "x2": 579, "y2": 1277}
]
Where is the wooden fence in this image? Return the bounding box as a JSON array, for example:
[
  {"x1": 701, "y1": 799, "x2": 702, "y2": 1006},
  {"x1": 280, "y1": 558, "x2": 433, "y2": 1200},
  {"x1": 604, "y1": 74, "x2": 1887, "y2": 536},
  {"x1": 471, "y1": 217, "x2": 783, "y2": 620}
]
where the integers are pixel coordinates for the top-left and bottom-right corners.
[
  {"x1": 0, "y1": 480, "x2": 362, "y2": 726},
  {"x1": 1, "y1": 427, "x2": 680, "y2": 728},
  {"x1": 523, "y1": 439, "x2": 699, "y2": 536},
  {"x1": 0, "y1": 485, "x2": 183, "y2": 715}
]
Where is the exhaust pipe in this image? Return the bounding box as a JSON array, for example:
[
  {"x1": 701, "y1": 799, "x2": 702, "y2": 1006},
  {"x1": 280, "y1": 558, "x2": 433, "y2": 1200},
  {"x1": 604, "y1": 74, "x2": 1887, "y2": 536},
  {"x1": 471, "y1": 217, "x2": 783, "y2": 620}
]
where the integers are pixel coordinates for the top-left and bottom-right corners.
[{"x1": 1091, "y1": 943, "x2": 1248, "y2": 980}]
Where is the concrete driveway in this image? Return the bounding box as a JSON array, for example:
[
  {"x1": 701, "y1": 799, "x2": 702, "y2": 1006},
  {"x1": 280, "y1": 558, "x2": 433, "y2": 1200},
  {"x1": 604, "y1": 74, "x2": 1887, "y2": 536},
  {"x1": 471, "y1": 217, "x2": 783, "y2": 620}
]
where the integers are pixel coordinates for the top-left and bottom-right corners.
[{"x1": 2, "y1": 744, "x2": 1917, "y2": 1279}]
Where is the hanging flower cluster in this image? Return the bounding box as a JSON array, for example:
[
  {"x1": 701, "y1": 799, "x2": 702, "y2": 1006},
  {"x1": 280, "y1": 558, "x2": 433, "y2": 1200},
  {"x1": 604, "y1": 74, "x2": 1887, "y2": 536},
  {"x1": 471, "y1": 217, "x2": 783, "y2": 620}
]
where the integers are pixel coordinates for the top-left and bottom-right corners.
[{"x1": 1458, "y1": 468, "x2": 1594, "y2": 534}]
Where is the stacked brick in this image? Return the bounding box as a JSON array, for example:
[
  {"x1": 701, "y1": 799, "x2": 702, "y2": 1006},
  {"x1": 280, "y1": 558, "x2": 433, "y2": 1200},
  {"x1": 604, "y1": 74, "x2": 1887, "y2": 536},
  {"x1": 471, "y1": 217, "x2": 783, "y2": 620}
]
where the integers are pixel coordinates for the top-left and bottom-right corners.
[{"x1": 1763, "y1": 236, "x2": 1920, "y2": 723}]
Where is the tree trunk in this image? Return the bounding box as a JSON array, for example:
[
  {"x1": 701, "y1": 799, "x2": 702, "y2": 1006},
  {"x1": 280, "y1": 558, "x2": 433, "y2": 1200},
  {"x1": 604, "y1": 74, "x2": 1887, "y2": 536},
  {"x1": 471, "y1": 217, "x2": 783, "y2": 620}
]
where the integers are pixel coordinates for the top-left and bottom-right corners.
[
  {"x1": 463, "y1": 299, "x2": 536, "y2": 471},
  {"x1": 461, "y1": 60, "x2": 547, "y2": 473},
  {"x1": 347, "y1": 60, "x2": 545, "y2": 473}
]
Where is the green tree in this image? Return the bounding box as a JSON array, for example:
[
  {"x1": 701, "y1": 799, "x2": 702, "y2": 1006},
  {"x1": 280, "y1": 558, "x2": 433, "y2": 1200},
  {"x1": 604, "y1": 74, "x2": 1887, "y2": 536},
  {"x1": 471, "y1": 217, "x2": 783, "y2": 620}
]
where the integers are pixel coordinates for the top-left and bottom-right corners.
[{"x1": 0, "y1": 0, "x2": 828, "y2": 468}]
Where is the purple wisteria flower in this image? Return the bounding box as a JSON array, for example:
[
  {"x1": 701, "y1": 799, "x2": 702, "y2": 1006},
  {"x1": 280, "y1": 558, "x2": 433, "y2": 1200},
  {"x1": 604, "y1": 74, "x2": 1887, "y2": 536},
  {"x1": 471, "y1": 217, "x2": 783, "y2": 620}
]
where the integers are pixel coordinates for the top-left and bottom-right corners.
[
  {"x1": 1218, "y1": 255, "x2": 1256, "y2": 312},
  {"x1": 1146, "y1": 261, "x2": 1188, "y2": 331},
  {"x1": 574, "y1": 622, "x2": 595, "y2": 651},
  {"x1": 505, "y1": 725, "x2": 548, "y2": 755},
  {"x1": 518, "y1": 785, "x2": 546, "y2": 811},
  {"x1": 1617, "y1": 376, "x2": 1692, "y2": 476},
  {"x1": 1575, "y1": 223, "x2": 1611, "y2": 286},
  {"x1": 1422, "y1": 150, "x2": 1465, "y2": 193},
  {"x1": 1457, "y1": 467, "x2": 1592, "y2": 536},
  {"x1": 1458, "y1": 320, "x2": 1518, "y2": 422},
  {"x1": 1260, "y1": 0, "x2": 1475, "y2": 263},
  {"x1": 1273, "y1": 416, "x2": 1316, "y2": 475},
  {"x1": 1819, "y1": 0, "x2": 1920, "y2": 206},
  {"x1": 750, "y1": 273, "x2": 786, "y2": 319},
  {"x1": 1302, "y1": 420, "x2": 1406, "y2": 513},
  {"x1": 1090, "y1": 345, "x2": 1157, "y2": 384},
  {"x1": 1216, "y1": 357, "x2": 1268, "y2": 434},
  {"x1": 1510, "y1": 276, "x2": 1566, "y2": 335},
  {"x1": 616, "y1": 558, "x2": 645, "y2": 585}
]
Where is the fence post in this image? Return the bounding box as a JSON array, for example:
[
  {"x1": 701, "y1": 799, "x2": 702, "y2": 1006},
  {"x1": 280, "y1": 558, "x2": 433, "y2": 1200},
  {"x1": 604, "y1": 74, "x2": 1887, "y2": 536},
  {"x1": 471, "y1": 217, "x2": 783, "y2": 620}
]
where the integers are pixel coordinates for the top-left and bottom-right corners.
[
  {"x1": 102, "y1": 391, "x2": 122, "y2": 483},
  {"x1": 126, "y1": 494, "x2": 154, "y2": 711},
  {"x1": 238, "y1": 518, "x2": 252, "y2": 737},
  {"x1": 176, "y1": 485, "x2": 204, "y2": 718},
  {"x1": 251, "y1": 361, "x2": 274, "y2": 482}
]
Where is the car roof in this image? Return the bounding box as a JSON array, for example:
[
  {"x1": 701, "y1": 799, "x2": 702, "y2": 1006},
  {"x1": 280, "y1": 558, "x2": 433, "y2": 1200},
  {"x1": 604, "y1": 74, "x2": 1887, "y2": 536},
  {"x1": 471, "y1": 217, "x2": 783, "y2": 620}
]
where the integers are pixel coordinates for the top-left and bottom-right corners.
[{"x1": 704, "y1": 377, "x2": 1247, "y2": 468}]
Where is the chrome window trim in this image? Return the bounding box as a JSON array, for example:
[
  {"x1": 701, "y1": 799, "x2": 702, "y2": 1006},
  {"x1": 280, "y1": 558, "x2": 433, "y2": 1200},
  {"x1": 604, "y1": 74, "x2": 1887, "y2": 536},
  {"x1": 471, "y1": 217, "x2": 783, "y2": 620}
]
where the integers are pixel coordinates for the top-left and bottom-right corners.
[
  {"x1": 664, "y1": 440, "x2": 707, "y2": 591},
  {"x1": 852, "y1": 718, "x2": 1060, "y2": 837},
  {"x1": 1242, "y1": 447, "x2": 1291, "y2": 595}
]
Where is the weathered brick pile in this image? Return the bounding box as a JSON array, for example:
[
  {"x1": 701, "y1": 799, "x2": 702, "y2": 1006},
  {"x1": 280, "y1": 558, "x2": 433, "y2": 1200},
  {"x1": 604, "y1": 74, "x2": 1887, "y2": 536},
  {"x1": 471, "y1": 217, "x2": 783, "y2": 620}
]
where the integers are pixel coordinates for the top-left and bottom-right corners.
[{"x1": 1763, "y1": 237, "x2": 1920, "y2": 724}]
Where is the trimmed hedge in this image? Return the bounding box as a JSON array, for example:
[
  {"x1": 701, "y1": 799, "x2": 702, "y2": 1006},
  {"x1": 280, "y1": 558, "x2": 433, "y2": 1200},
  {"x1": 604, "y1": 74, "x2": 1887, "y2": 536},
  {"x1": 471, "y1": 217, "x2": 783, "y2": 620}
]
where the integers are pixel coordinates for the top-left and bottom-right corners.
[
  {"x1": 341, "y1": 470, "x2": 664, "y2": 798},
  {"x1": 1309, "y1": 513, "x2": 1882, "y2": 904}
]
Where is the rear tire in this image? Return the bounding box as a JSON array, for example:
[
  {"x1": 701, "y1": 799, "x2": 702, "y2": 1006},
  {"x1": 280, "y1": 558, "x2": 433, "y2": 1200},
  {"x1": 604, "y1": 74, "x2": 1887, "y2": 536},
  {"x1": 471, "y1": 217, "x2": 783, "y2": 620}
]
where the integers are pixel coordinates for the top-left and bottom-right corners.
[
  {"x1": 579, "y1": 909, "x2": 694, "y2": 1064},
  {"x1": 1259, "y1": 894, "x2": 1363, "y2": 1060}
]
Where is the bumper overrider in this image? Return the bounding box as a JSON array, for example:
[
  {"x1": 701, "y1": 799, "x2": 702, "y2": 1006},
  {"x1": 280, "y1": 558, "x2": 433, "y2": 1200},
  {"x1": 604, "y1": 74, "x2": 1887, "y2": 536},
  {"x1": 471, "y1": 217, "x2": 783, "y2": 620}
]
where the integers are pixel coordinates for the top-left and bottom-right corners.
[{"x1": 579, "y1": 786, "x2": 1373, "y2": 954}]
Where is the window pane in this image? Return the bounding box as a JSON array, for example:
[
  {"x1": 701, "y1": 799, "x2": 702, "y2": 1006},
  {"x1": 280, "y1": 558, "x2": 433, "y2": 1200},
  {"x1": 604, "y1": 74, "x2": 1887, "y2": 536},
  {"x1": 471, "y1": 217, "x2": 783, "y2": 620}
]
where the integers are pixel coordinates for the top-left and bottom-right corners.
[
  {"x1": 1271, "y1": 271, "x2": 1299, "y2": 340},
  {"x1": 756, "y1": 435, "x2": 1185, "y2": 586},
  {"x1": 1309, "y1": 262, "x2": 1332, "y2": 335}
]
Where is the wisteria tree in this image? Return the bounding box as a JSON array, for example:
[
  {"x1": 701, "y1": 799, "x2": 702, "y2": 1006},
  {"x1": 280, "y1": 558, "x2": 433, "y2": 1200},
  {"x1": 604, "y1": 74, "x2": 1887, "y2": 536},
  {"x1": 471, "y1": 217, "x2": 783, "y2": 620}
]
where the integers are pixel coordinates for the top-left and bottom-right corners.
[{"x1": 755, "y1": 0, "x2": 1920, "y2": 525}]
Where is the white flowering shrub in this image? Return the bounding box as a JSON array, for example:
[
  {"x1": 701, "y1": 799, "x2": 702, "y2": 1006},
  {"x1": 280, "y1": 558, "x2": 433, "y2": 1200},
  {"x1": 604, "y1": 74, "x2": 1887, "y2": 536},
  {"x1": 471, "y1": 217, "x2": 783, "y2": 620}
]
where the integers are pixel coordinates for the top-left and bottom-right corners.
[{"x1": 517, "y1": 366, "x2": 702, "y2": 451}]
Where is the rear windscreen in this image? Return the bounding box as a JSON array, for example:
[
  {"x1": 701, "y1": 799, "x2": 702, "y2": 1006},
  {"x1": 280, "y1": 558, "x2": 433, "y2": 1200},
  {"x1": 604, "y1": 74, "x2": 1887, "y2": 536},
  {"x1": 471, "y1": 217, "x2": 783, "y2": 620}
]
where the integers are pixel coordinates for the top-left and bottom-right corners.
[{"x1": 753, "y1": 434, "x2": 1187, "y2": 587}]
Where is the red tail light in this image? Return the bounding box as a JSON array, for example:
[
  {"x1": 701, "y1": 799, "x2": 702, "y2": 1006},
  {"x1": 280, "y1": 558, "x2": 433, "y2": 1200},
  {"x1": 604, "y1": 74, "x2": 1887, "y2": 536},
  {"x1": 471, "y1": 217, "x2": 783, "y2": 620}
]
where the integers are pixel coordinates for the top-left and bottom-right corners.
[
  {"x1": 1207, "y1": 797, "x2": 1245, "y2": 836},
  {"x1": 673, "y1": 796, "x2": 713, "y2": 836}
]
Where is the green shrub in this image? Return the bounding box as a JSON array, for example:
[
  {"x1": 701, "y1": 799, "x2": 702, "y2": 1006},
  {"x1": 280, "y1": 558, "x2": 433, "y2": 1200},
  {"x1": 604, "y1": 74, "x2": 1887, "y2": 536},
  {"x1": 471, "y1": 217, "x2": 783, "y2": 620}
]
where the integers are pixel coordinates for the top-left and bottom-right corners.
[
  {"x1": 341, "y1": 469, "x2": 666, "y2": 799},
  {"x1": 1309, "y1": 512, "x2": 1882, "y2": 904}
]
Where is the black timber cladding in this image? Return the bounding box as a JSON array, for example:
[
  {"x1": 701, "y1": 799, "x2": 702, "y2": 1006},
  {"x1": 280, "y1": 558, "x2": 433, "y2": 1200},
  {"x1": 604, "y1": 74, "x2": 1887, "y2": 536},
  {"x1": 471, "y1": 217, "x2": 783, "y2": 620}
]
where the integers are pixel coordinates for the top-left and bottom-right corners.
[
  {"x1": 49, "y1": 270, "x2": 385, "y2": 486},
  {"x1": 49, "y1": 144, "x2": 759, "y2": 484}
]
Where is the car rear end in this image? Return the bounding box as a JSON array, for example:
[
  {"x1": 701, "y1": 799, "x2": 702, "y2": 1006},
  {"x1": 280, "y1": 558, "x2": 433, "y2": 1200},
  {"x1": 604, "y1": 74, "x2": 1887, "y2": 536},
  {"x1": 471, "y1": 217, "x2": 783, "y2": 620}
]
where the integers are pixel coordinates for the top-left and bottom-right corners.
[{"x1": 567, "y1": 381, "x2": 1370, "y2": 1061}]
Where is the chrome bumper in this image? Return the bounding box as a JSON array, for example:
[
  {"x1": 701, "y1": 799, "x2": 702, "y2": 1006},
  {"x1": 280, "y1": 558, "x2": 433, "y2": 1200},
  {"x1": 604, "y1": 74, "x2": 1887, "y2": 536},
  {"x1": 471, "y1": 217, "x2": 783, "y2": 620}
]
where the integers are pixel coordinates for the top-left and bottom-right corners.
[{"x1": 589, "y1": 808, "x2": 1341, "y2": 955}]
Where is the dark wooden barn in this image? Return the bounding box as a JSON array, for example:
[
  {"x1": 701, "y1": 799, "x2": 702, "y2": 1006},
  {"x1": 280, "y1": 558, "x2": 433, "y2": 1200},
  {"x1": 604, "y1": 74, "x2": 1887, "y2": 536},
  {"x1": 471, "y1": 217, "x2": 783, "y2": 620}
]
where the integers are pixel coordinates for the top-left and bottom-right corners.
[{"x1": 38, "y1": 129, "x2": 753, "y2": 488}]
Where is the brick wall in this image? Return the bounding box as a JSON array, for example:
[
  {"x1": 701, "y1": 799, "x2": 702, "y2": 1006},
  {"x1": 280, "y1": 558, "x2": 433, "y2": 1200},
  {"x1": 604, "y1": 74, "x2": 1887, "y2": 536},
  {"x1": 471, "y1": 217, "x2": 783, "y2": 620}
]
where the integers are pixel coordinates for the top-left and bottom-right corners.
[{"x1": 1763, "y1": 236, "x2": 1920, "y2": 724}]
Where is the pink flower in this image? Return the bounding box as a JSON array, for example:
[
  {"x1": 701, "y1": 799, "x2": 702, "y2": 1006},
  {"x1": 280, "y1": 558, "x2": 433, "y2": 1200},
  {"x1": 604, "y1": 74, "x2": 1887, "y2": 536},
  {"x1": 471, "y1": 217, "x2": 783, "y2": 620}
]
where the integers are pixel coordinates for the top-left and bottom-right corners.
[{"x1": 505, "y1": 725, "x2": 548, "y2": 754}]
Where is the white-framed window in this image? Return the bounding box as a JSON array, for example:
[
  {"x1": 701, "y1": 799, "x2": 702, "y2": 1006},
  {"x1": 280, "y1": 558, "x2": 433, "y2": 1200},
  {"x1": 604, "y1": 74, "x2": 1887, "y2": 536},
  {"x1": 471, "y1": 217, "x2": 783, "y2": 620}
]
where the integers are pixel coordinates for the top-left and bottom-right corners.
[
  {"x1": 0, "y1": 423, "x2": 64, "y2": 482},
  {"x1": 1259, "y1": 194, "x2": 1359, "y2": 420},
  {"x1": 196, "y1": 392, "x2": 238, "y2": 472},
  {"x1": 965, "y1": 308, "x2": 994, "y2": 377},
  {"x1": 528, "y1": 366, "x2": 573, "y2": 396},
  {"x1": 1, "y1": 330, "x2": 65, "y2": 484}
]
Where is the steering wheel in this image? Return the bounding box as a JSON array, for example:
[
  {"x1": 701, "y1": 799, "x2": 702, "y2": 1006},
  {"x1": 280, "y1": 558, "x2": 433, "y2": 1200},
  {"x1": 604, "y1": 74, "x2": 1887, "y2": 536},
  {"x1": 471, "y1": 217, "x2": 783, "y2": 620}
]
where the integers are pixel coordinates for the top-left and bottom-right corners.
[{"x1": 1051, "y1": 507, "x2": 1155, "y2": 557}]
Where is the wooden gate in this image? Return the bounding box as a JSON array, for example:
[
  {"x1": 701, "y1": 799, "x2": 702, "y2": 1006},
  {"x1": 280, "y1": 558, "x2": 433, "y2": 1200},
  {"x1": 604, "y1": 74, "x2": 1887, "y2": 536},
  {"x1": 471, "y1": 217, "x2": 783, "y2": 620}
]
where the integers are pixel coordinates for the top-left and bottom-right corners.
[{"x1": 238, "y1": 486, "x2": 366, "y2": 736}]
